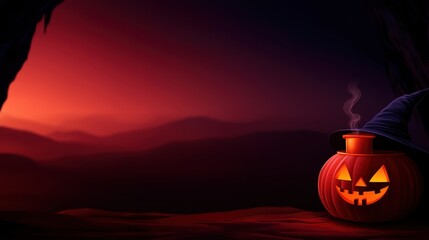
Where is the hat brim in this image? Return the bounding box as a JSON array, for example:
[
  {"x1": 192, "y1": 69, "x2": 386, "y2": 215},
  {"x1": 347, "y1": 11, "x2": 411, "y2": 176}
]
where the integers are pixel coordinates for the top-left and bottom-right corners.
[{"x1": 329, "y1": 129, "x2": 429, "y2": 158}]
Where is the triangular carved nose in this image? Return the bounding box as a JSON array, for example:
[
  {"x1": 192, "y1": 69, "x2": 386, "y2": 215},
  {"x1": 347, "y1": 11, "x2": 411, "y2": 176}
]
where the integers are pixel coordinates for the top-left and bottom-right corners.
[{"x1": 355, "y1": 177, "x2": 367, "y2": 187}]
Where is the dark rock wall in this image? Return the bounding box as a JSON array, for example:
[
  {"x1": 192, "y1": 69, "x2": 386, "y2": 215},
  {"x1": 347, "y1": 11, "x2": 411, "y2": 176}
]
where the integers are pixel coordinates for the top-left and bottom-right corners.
[{"x1": 0, "y1": 0, "x2": 62, "y2": 109}]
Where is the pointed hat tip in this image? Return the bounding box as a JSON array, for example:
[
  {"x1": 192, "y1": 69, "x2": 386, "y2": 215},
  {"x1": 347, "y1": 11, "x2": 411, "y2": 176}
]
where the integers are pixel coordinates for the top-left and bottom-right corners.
[{"x1": 330, "y1": 88, "x2": 429, "y2": 156}]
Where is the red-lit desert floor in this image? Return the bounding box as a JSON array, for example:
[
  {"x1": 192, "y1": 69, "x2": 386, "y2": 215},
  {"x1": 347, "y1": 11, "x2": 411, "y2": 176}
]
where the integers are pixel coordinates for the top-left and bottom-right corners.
[{"x1": 0, "y1": 207, "x2": 426, "y2": 239}]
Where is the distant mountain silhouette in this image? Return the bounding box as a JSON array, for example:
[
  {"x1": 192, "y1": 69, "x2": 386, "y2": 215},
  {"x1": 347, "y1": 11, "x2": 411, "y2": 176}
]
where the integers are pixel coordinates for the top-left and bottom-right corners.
[
  {"x1": 0, "y1": 117, "x2": 291, "y2": 160},
  {"x1": 48, "y1": 116, "x2": 287, "y2": 151},
  {"x1": 48, "y1": 130, "x2": 103, "y2": 144},
  {"x1": 0, "y1": 114, "x2": 58, "y2": 135},
  {"x1": 0, "y1": 153, "x2": 37, "y2": 172},
  {"x1": 94, "y1": 116, "x2": 287, "y2": 151},
  {"x1": 45, "y1": 130, "x2": 334, "y2": 213},
  {"x1": 57, "y1": 114, "x2": 150, "y2": 136},
  {"x1": 0, "y1": 127, "x2": 334, "y2": 213},
  {"x1": 0, "y1": 153, "x2": 69, "y2": 211},
  {"x1": 0, "y1": 127, "x2": 104, "y2": 160}
]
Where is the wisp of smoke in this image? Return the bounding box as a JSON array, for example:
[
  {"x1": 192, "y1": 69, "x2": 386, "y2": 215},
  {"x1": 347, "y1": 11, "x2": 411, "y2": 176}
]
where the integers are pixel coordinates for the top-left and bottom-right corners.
[{"x1": 343, "y1": 82, "x2": 361, "y2": 130}]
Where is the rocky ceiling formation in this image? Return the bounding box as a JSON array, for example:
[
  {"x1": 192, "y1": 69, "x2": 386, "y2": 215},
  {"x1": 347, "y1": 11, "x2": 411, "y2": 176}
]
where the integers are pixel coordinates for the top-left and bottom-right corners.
[{"x1": 0, "y1": 0, "x2": 63, "y2": 109}]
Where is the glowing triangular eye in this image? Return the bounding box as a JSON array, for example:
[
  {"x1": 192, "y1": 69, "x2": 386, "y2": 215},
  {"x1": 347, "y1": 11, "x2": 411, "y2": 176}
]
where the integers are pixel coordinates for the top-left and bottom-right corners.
[
  {"x1": 369, "y1": 165, "x2": 390, "y2": 182},
  {"x1": 336, "y1": 164, "x2": 351, "y2": 181}
]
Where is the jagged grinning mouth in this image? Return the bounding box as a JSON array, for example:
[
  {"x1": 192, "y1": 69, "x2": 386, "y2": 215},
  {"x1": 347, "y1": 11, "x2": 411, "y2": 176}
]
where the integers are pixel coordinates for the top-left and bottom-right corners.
[{"x1": 335, "y1": 186, "x2": 389, "y2": 206}]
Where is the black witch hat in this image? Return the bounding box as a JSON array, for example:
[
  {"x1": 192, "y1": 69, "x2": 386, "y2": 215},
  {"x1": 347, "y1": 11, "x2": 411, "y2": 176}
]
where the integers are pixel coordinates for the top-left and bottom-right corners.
[{"x1": 330, "y1": 88, "x2": 429, "y2": 157}]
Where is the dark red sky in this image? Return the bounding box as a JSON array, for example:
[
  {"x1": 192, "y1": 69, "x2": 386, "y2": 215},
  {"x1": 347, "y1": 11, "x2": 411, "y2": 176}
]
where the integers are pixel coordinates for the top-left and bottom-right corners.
[{"x1": 1, "y1": 0, "x2": 396, "y2": 135}]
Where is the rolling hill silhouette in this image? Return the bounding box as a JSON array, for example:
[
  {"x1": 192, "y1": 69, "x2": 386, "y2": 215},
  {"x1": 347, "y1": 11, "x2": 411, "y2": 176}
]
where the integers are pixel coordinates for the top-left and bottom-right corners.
[
  {"x1": 45, "y1": 130, "x2": 333, "y2": 213},
  {"x1": 48, "y1": 130, "x2": 103, "y2": 144},
  {"x1": 0, "y1": 117, "x2": 333, "y2": 213},
  {"x1": 0, "y1": 114, "x2": 58, "y2": 135},
  {"x1": 2, "y1": 128, "x2": 425, "y2": 239},
  {"x1": 0, "y1": 117, "x2": 292, "y2": 160},
  {"x1": 50, "y1": 116, "x2": 290, "y2": 151},
  {"x1": 0, "y1": 153, "x2": 70, "y2": 211},
  {"x1": 0, "y1": 127, "x2": 104, "y2": 160}
]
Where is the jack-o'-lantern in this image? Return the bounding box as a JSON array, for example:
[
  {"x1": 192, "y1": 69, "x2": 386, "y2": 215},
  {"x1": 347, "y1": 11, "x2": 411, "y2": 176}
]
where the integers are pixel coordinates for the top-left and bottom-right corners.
[
  {"x1": 318, "y1": 133, "x2": 422, "y2": 222},
  {"x1": 319, "y1": 88, "x2": 429, "y2": 223}
]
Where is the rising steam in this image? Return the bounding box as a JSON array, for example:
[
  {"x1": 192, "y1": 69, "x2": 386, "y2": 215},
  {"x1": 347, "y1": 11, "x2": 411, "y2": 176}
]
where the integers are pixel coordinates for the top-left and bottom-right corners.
[{"x1": 343, "y1": 82, "x2": 361, "y2": 130}]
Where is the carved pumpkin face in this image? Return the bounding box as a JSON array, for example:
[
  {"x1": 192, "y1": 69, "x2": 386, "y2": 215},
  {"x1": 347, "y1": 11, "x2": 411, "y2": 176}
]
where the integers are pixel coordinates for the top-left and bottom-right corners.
[
  {"x1": 318, "y1": 134, "x2": 423, "y2": 222},
  {"x1": 335, "y1": 163, "x2": 389, "y2": 206},
  {"x1": 318, "y1": 151, "x2": 422, "y2": 222}
]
